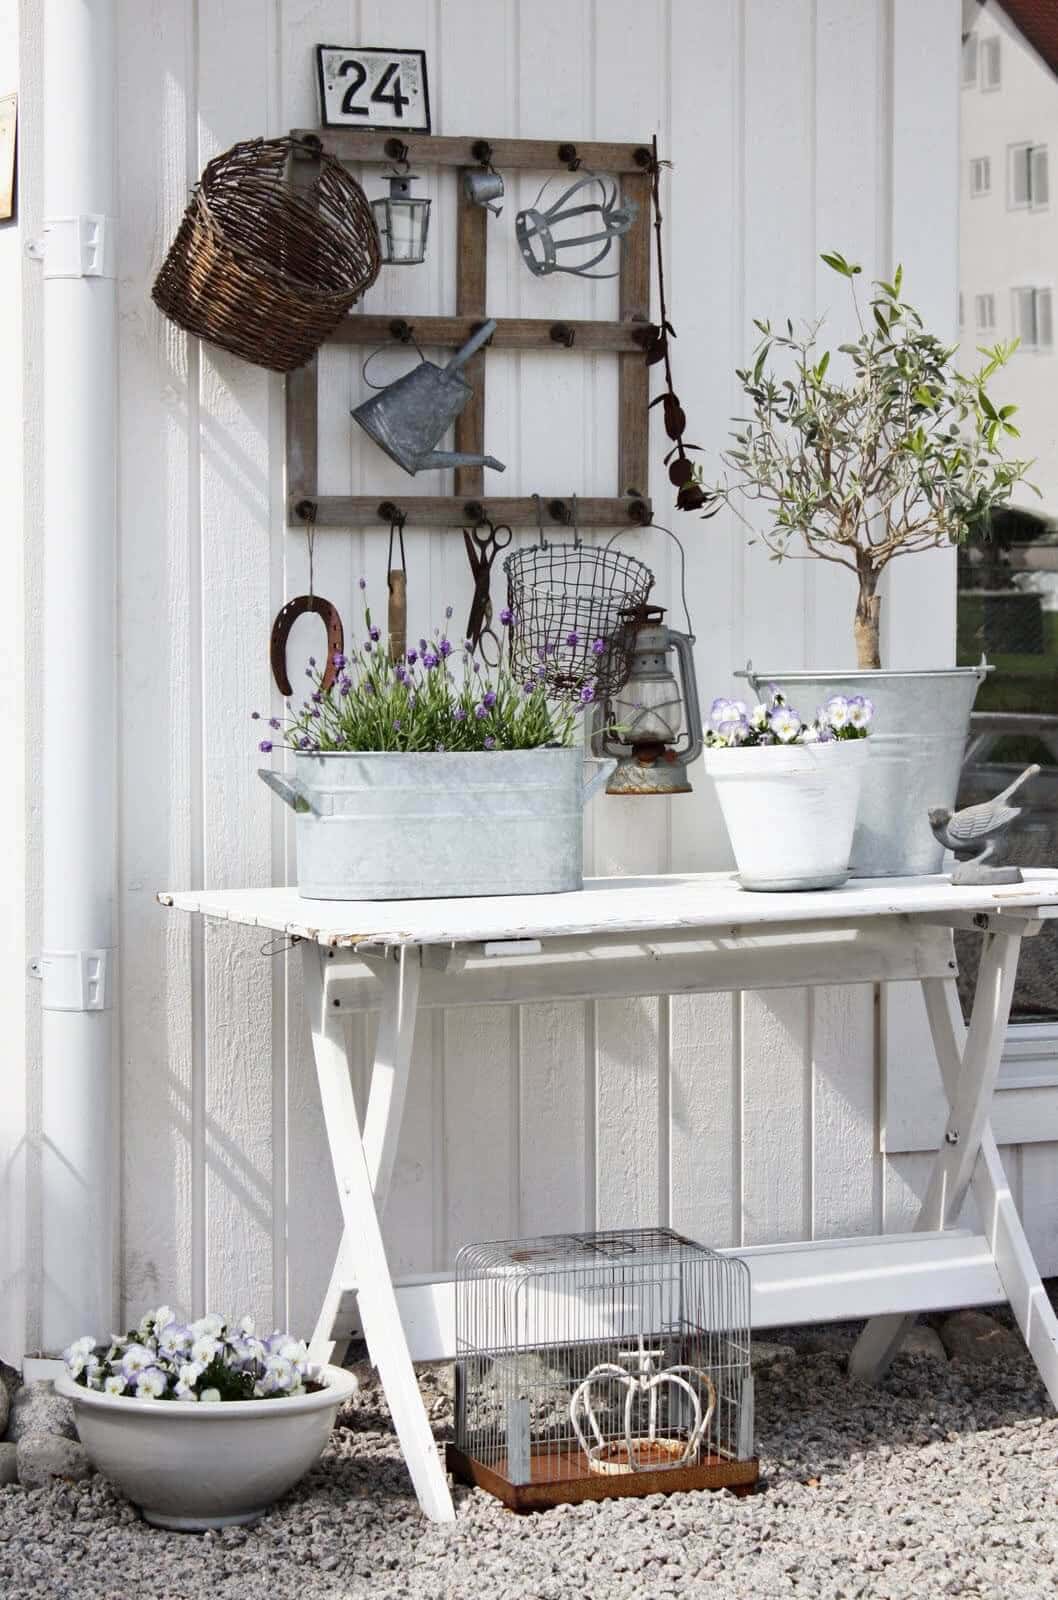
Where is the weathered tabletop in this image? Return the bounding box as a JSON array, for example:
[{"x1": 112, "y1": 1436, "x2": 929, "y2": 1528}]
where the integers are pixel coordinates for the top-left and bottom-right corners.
[{"x1": 158, "y1": 868, "x2": 1058, "y2": 947}]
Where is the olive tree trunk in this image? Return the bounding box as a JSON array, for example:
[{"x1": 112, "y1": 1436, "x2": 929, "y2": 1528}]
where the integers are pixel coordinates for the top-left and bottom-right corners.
[{"x1": 854, "y1": 570, "x2": 881, "y2": 670}]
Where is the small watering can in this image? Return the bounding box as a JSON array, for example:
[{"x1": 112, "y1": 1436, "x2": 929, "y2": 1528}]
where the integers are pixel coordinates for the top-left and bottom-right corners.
[{"x1": 352, "y1": 318, "x2": 506, "y2": 476}]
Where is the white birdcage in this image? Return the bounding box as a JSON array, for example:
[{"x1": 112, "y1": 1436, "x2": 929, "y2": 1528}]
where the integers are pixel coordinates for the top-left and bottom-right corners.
[{"x1": 448, "y1": 1228, "x2": 757, "y2": 1511}]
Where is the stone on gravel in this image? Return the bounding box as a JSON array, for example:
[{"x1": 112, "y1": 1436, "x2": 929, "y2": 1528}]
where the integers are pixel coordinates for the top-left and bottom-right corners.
[
  {"x1": 0, "y1": 1442, "x2": 16, "y2": 1486},
  {"x1": 5, "y1": 1381, "x2": 77, "y2": 1444},
  {"x1": 940, "y1": 1309, "x2": 1024, "y2": 1365},
  {"x1": 902, "y1": 1324, "x2": 948, "y2": 1362},
  {"x1": 751, "y1": 1341, "x2": 797, "y2": 1371},
  {"x1": 15, "y1": 1434, "x2": 93, "y2": 1489}
]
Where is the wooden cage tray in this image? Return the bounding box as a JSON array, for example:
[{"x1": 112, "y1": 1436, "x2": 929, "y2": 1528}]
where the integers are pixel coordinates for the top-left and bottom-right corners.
[{"x1": 446, "y1": 1442, "x2": 759, "y2": 1512}]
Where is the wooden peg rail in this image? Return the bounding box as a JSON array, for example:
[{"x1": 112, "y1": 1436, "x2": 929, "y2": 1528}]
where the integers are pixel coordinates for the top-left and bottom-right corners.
[{"x1": 286, "y1": 129, "x2": 656, "y2": 531}]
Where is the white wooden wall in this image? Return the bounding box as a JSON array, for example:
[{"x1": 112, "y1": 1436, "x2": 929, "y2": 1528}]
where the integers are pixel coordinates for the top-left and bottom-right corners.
[{"x1": 14, "y1": 0, "x2": 1055, "y2": 1355}]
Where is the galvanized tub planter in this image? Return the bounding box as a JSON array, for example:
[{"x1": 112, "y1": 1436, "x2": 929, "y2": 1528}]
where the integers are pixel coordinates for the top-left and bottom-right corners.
[
  {"x1": 739, "y1": 667, "x2": 990, "y2": 878},
  {"x1": 260, "y1": 747, "x2": 615, "y2": 900}
]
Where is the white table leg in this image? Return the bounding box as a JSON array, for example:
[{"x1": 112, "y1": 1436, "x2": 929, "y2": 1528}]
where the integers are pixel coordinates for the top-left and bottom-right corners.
[
  {"x1": 851, "y1": 929, "x2": 1058, "y2": 1398},
  {"x1": 309, "y1": 947, "x2": 422, "y2": 1365},
  {"x1": 302, "y1": 942, "x2": 453, "y2": 1522}
]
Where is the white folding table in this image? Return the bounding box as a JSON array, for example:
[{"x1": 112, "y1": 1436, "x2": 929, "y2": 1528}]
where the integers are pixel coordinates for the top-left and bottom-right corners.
[{"x1": 161, "y1": 871, "x2": 1058, "y2": 1522}]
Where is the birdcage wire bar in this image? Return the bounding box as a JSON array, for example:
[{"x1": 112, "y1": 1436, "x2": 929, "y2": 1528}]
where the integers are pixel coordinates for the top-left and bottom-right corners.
[
  {"x1": 503, "y1": 543, "x2": 655, "y2": 701},
  {"x1": 448, "y1": 1228, "x2": 757, "y2": 1510}
]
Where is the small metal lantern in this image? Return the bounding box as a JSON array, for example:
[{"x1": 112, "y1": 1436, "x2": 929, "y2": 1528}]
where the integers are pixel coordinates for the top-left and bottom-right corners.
[
  {"x1": 515, "y1": 172, "x2": 638, "y2": 278},
  {"x1": 448, "y1": 1227, "x2": 756, "y2": 1511},
  {"x1": 371, "y1": 169, "x2": 431, "y2": 264},
  {"x1": 595, "y1": 603, "x2": 704, "y2": 796}
]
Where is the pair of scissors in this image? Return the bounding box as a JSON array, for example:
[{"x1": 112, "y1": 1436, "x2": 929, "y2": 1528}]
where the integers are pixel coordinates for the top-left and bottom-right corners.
[{"x1": 464, "y1": 519, "x2": 513, "y2": 666}]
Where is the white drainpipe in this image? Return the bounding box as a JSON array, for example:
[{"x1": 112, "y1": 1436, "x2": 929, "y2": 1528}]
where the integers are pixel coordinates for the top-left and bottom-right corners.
[{"x1": 35, "y1": 0, "x2": 118, "y2": 1352}]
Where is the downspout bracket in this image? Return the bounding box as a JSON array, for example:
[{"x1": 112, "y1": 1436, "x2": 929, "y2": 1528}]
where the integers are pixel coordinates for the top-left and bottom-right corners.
[{"x1": 29, "y1": 948, "x2": 114, "y2": 1010}]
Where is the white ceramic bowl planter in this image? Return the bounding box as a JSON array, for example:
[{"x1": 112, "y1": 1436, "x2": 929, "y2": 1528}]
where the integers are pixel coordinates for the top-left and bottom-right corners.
[
  {"x1": 705, "y1": 739, "x2": 869, "y2": 891},
  {"x1": 55, "y1": 1365, "x2": 357, "y2": 1530}
]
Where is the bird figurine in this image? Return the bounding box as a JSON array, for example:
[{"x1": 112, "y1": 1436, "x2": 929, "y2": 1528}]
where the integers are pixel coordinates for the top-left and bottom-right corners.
[{"x1": 928, "y1": 765, "x2": 1040, "y2": 885}]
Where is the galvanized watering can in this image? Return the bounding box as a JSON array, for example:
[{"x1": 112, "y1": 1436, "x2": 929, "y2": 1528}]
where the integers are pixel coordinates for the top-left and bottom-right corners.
[
  {"x1": 259, "y1": 748, "x2": 615, "y2": 900},
  {"x1": 352, "y1": 318, "x2": 506, "y2": 476}
]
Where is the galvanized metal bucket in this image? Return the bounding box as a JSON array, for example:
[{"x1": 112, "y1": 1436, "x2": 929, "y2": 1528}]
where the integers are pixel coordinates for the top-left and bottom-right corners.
[
  {"x1": 738, "y1": 667, "x2": 990, "y2": 878},
  {"x1": 259, "y1": 748, "x2": 616, "y2": 900}
]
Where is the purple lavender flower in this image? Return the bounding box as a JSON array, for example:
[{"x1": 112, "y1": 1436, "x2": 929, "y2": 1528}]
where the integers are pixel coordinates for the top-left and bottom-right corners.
[
  {"x1": 422, "y1": 650, "x2": 439, "y2": 669},
  {"x1": 308, "y1": 655, "x2": 316, "y2": 668},
  {"x1": 419, "y1": 638, "x2": 428, "y2": 653},
  {"x1": 393, "y1": 719, "x2": 402, "y2": 732},
  {"x1": 500, "y1": 607, "x2": 514, "y2": 626},
  {"x1": 332, "y1": 652, "x2": 346, "y2": 671},
  {"x1": 258, "y1": 739, "x2": 273, "y2": 753},
  {"x1": 580, "y1": 684, "x2": 595, "y2": 704},
  {"x1": 473, "y1": 660, "x2": 481, "y2": 674},
  {"x1": 435, "y1": 742, "x2": 446, "y2": 753},
  {"x1": 445, "y1": 605, "x2": 454, "y2": 620},
  {"x1": 591, "y1": 638, "x2": 606, "y2": 656},
  {"x1": 439, "y1": 638, "x2": 453, "y2": 658},
  {"x1": 453, "y1": 706, "x2": 467, "y2": 722},
  {"x1": 358, "y1": 577, "x2": 367, "y2": 590},
  {"x1": 368, "y1": 626, "x2": 380, "y2": 643},
  {"x1": 269, "y1": 717, "x2": 281, "y2": 730},
  {"x1": 310, "y1": 705, "x2": 321, "y2": 719},
  {"x1": 474, "y1": 703, "x2": 488, "y2": 720},
  {"x1": 484, "y1": 736, "x2": 496, "y2": 750},
  {"x1": 406, "y1": 649, "x2": 418, "y2": 666},
  {"x1": 483, "y1": 690, "x2": 497, "y2": 709},
  {"x1": 364, "y1": 640, "x2": 373, "y2": 653},
  {"x1": 251, "y1": 711, "x2": 260, "y2": 721},
  {"x1": 566, "y1": 630, "x2": 579, "y2": 647},
  {"x1": 311, "y1": 690, "x2": 322, "y2": 703},
  {"x1": 523, "y1": 681, "x2": 535, "y2": 695},
  {"x1": 298, "y1": 735, "x2": 312, "y2": 750}
]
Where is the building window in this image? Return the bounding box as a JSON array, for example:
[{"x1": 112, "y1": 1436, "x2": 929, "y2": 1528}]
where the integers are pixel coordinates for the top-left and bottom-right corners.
[
  {"x1": 975, "y1": 293, "x2": 996, "y2": 331},
  {"x1": 1009, "y1": 143, "x2": 1050, "y2": 210},
  {"x1": 962, "y1": 34, "x2": 978, "y2": 87},
  {"x1": 970, "y1": 156, "x2": 991, "y2": 196},
  {"x1": 981, "y1": 35, "x2": 1001, "y2": 90},
  {"x1": 1012, "y1": 287, "x2": 1054, "y2": 351}
]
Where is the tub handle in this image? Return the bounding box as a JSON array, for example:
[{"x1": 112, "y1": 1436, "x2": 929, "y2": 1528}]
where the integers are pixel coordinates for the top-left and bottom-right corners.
[
  {"x1": 582, "y1": 757, "x2": 617, "y2": 805},
  {"x1": 258, "y1": 768, "x2": 314, "y2": 814}
]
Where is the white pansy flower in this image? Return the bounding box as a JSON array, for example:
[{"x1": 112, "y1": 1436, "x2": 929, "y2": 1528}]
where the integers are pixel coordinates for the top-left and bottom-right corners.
[
  {"x1": 120, "y1": 1342, "x2": 154, "y2": 1379},
  {"x1": 824, "y1": 695, "x2": 850, "y2": 730},
  {"x1": 157, "y1": 1322, "x2": 192, "y2": 1358},
  {"x1": 239, "y1": 1315, "x2": 255, "y2": 1336},
  {"x1": 152, "y1": 1305, "x2": 174, "y2": 1330},
  {"x1": 264, "y1": 1355, "x2": 296, "y2": 1392},
  {"x1": 200, "y1": 1388, "x2": 222, "y2": 1404},
  {"x1": 104, "y1": 1374, "x2": 127, "y2": 1397},
  {"x1": 178, "y1": 1361, "x2": 204, "y2": 1389},
  {"x1": 190, "y1": 1334, "x2": 220, "y2": 1366},
  {"x1": 136, "y1": 1367, "x2": 168, "y2": 1400},
  {"x1": 278, "y1": 1338, "x2": 308, "y2": 1364},
  {"x1": 173, "y1": 1382, "x2": 200, "y2": 1402},
  {"x1": 190, "y1": 1313, "x2": 225, "y2": 1341},
  {"x1": 750, "y1": 702, "x2": 769, "y2": 731}
]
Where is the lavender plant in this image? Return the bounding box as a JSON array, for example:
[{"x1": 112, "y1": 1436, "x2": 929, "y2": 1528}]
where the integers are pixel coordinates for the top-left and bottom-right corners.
[
  {"x1": 63, "y1": 1307, "x2": 319, "y2": 1402},
  {"x1": 254, "y1": 588, "x2": 598, "y2": 755},
  {"x1": 705, "y1": 689, "x2": 873, "y2": 748},
  {"x1": 698, "y1": 253, "x2": 1034, "y2": 669}
]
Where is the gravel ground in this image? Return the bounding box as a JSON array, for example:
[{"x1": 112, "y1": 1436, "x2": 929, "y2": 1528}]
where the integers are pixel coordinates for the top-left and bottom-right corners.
[{"x1": 1, "y1": 1324, "x2": 1055, "y2": 1600}]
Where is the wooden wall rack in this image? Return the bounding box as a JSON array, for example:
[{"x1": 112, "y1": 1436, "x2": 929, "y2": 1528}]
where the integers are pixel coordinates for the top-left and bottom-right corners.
[{"x1": 286, "y1": 130, "x2": 656, "y2": 530}]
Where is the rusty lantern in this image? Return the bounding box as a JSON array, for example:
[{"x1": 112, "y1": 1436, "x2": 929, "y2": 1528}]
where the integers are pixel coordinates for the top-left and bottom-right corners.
[{"x1": 595, "y1": 604, "x2": 703, "y2": 796}]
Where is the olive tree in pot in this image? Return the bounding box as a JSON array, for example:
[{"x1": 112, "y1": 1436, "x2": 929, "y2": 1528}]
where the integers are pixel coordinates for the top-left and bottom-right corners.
[{"x1": 699, "y1": 252, "x2": 1034, "y2": 876}]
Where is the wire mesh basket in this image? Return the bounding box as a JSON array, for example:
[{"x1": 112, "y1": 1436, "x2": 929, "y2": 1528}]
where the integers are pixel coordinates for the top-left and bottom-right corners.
[
  {"x1": 152, "y1": 136, "x2": 382, "y2": 373},
  {"x1": 448, "y1": 1227, "x2": 757, "y2": 1511},
  {"x1": 503, "y1": 541, "x2": 655, "y2": 701}
]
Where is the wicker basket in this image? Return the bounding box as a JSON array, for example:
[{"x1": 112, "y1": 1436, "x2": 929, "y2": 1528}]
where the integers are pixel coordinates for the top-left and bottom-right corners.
[{"x1": 152, "y1": 136, "x2": 381, "y2": 373}]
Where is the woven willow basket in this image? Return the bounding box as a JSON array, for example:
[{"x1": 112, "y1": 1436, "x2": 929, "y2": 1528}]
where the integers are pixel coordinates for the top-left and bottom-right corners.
[{"x1": 152, "y1": 136, "x2": 381, "y2": 373}]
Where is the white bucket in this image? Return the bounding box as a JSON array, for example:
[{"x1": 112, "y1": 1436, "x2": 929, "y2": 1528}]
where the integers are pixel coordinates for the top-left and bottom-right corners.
[{"x1": 703, "y1": 740, "x2": 870, "y2": 891}]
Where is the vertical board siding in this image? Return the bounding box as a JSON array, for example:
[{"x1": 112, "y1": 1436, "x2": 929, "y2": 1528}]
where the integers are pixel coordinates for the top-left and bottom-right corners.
[{"x1": 106, "y1": 0, "x2": 1004, "y2": 1339}]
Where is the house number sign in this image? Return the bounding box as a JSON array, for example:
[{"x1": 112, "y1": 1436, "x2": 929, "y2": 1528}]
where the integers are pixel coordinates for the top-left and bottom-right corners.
[{"x1": 316, "y1": 46, "x2": 431, "y2": 133}]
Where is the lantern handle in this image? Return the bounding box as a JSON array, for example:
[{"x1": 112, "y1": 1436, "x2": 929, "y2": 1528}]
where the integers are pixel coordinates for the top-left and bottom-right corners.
[{"x1": 605, "y1": 520, "x2": 693, "y2": 638}]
